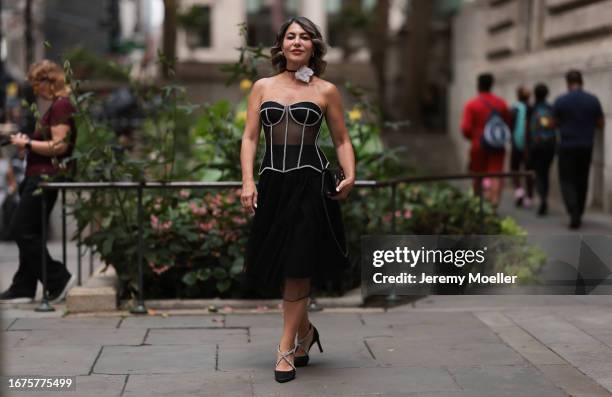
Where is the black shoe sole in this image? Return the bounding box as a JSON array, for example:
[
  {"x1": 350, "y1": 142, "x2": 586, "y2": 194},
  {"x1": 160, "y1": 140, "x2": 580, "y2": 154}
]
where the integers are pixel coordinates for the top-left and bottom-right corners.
[
  {"x1": 274, "y1": 370, "x2": 296, "y2": 383},
  {"x1": 294, "y1": 355, "x2": 309, "y2": 367}
]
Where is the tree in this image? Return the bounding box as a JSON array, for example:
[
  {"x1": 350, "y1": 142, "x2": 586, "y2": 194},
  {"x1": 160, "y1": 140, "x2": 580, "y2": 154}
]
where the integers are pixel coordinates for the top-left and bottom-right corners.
[
  {"x1": 402, "y1": 0, "x2": 435, "y2": 131},
  {"x1": 25, "y1": 0, "x2": 33, "y2": 66},
  {"x1": 162, "y1": 0, "x2": 177, "y2": 79},
  {"x1": 367, "y1": 0, "x2": 390, "y2": 120}
]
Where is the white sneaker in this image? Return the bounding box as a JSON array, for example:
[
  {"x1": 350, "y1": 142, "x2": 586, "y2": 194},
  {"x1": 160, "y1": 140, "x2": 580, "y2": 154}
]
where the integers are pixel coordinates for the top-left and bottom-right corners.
[{"x1": 49, "y1": 274, "x2": 77, "y2": 304}]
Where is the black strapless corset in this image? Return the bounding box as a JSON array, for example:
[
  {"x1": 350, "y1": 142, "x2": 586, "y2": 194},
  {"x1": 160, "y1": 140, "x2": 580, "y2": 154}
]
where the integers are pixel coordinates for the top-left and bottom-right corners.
[{"x1": 258, "y1": 100, "x2": 330, "y2": 175}]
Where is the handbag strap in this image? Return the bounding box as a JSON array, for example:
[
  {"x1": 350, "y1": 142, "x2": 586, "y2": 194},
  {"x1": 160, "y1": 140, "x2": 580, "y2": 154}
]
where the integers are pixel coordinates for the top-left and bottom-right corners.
[{"x1": 320, "y1": 171, "x2": 349, "y2": 258}]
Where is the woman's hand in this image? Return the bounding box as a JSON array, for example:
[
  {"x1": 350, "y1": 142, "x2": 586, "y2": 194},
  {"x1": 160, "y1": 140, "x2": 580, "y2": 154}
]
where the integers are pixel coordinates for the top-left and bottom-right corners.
[
  {"x1": 241, "y1": 180, "x2": 258, "y2": 214},
  {"x1": 331, "y1": 177, "x2": 354, "y2": 200},
  {"x1": 10, "y1": 132, "x2": 29, "y2": 149},
  {"x1": 322, "y1": 82, "x2": 356, "y2": 201}
]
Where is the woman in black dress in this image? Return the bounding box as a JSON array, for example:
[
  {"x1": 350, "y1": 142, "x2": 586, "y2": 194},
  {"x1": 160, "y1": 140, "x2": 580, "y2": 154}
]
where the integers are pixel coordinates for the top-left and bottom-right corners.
[{"x1": 240, "y1": 17, "x2": 355, "y2": 383}]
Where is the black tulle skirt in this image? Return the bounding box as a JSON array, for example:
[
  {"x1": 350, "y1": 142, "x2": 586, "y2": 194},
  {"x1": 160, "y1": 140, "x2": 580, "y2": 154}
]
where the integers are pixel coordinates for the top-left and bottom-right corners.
[{"x1": 242, "y1": 167, "x2": 350, "y2": 301}]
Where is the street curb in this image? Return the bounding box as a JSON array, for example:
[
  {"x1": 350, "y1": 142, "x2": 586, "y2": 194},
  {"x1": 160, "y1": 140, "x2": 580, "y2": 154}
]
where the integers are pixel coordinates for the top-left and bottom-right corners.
[
  {"x1": 66, "y1": 265, "x2": 118, "y2": 312},
  {"x1": 118, "y1": 288, "x2": 364, "y2": 311}
]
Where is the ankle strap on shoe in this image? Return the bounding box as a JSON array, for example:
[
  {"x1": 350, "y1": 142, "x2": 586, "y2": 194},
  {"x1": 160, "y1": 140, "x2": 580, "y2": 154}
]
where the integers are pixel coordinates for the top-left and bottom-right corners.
[
  {"x1": 276, "y1": 345, "x2": 296, "y2": 370},
  {"x1": 296, "y1": 324, "x2": 314, "y2": 348}
]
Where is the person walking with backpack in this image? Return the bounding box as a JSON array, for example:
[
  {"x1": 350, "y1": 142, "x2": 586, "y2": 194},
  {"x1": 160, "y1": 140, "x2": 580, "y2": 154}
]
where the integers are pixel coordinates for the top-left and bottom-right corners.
[
  {"x1": 553, "y1": 70, "x2": 605, "y2": 229},
  {"x1": 510, "y1": 85, "x2": 534, "y2": 208},
  {"x1": 528, "y1": 83, "x2": 557, "y2": 216},
  {"x1": 461, "y1": 73, "x2": 511, "y2": 210}
]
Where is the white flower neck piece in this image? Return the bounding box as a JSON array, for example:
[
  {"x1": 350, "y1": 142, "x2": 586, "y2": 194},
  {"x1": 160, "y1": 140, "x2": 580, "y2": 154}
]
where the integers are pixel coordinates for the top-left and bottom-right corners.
[{"x1": 290, "y1": 65, "x2": 314, "y2": 83}]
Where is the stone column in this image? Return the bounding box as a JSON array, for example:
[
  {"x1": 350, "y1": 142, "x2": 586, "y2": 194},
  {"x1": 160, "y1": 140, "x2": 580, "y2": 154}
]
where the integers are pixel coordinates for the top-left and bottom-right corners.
[{"x1": 300, "y1": 0, "x2": 327, "y2": 40}]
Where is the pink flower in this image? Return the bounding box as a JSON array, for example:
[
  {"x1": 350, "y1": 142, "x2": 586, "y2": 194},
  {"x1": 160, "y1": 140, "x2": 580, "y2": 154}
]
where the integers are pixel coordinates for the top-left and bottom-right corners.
[
  {"x1": 211, "y1": 194, "x2": 223, "y2": 207},
  {"x1": 232, "y1": 216, "x2": 247, "y2": 225},
  {"x1": 403, "y1": 209, "x2": 412, "y2": 219},
  {"x1": 198, "y1": 219, "x2": 217, "y2": 232},
  {"x1": 179, "y1": 189, "x2": 191, "y2": 199},
  {"x1": 383, "y1": 213, "x2": 392, "y2": 223},
  {"x1": 482, "y1": 177, "x2": 492, "y2": 189},
  {"x1": 225, "y1": 195, "x2": 236, "y2": 205},
  {"x1": 150, "y1": 215, "x2": 159, "y2": 229},
  {"x1": 395, "y1": 210, "x2": 402, "y2": 218},
  {"x1": 152, "y1": 264, "x2": 170, "y2": 275},
  {"x1": 189, "y1": 202, "x2": 207, "y2": 216}
]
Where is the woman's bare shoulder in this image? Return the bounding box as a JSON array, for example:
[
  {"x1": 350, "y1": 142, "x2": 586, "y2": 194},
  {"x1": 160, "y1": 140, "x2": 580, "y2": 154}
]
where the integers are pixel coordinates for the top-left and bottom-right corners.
[
  {"x1": 313, "y1": 76, "x2": 335, "y2": 90},
  {"x1": 313, "y1": 77, "x2": 341, "y2": 107},
  {"x1": 313, "y1": 77, "x2": 338, "y2": 97},
  {"x1": 252, "y1": 77, "x2": 270, "y2": 90}
]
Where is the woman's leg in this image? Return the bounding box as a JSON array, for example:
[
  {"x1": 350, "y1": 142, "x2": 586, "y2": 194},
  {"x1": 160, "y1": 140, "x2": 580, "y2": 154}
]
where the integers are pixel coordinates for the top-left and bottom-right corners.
[
  {"x1": 277, "y1": 278, "x2": 310, "y2": 371},
  {"x1": 295, "y1": 305, "x2": 311, "y2": 358}
]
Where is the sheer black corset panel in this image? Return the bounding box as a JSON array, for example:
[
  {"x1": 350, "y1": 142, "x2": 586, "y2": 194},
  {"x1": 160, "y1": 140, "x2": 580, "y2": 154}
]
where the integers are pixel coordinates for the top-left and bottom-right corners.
[{"x1": 258, "y1": 100, "x2": 330, "y2": 174}]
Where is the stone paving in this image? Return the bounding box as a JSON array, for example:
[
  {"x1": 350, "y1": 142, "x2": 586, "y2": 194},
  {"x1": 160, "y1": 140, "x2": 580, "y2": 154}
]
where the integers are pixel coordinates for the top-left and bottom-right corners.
[{"x1": 2, "y1": 295, "x2": 612, "y2": 396}]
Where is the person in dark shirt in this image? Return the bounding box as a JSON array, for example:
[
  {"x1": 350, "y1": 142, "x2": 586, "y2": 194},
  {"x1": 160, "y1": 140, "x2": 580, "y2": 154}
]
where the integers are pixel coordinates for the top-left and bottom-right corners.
[
  {"x1": 528, "y1": 83, "x2": 556, "y2": 216},
  {"x1": 553, "y1": 70, "x2": 605, "y2": 229},
  {"x1": 510, "y1": 85, "x2": 534, "y2": 208},
  {"x1": 0, "y1": 60, "x2": 77, "y2": 303}
]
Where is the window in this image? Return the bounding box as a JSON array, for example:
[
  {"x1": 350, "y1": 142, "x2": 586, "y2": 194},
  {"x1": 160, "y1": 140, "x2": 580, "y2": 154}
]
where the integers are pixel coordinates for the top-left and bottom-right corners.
[
  {"x1": 327, "y1": 0, "x2": 375, "y2": 47},
  {"x1": 246, "y1": 0, "x2": 300, "y2": 47},
  {"x1": 178, "y1": 5, "x2": 212, "y2": 48}
]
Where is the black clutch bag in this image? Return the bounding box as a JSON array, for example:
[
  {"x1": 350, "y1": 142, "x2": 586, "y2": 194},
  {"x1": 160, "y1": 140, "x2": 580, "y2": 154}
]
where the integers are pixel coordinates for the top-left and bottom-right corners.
[{"x1": 321, "y1": 166, "x2": 345, "y2": 197}]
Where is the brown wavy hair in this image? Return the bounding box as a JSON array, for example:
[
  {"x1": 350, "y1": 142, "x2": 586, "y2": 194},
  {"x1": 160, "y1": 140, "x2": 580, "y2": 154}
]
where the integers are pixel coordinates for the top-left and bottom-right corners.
[
  {"x1": 27, "y1": 59, "x2": 70, "y2": 99},
  {"x1": 270, "y1": 17, "x2": 327, "y2": 76}
]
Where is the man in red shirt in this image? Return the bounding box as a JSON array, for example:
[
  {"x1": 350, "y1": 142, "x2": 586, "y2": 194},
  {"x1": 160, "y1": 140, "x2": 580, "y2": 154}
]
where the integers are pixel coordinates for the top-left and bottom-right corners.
[{"x1": 461, "y1": 73, "x2": 510, "y2": 208}]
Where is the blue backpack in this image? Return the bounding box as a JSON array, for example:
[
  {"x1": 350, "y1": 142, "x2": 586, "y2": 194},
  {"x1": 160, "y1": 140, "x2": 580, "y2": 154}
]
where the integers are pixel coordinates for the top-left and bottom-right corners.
[
  {"x1": 480, "y1": 97, "x2": 510, "y2": 151},
  {"x1": 530, "y1": 103, "x2": 556, "y2": 144}
]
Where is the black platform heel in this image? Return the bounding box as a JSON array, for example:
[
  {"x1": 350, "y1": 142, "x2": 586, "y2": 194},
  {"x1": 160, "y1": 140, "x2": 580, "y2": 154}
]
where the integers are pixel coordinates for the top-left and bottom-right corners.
[
  {"x1": 274, "y1": 345, "x2": 296, "y2": 383},
  {"x1": 294, "y1": 324, "x2": 323, "y2": 367}
]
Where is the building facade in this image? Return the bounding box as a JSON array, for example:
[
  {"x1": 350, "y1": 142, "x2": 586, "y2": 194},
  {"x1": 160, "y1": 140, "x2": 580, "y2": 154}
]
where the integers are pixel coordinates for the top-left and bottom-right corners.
[{"x1": 449, "y1": 0, "x2": 612, "y2": 212}]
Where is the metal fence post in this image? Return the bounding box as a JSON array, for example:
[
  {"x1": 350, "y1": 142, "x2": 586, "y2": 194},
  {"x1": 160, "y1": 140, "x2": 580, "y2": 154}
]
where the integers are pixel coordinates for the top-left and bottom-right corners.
[
  {"x1": 478, "y1": 176, "x2": 484, "y2": 234},
  {"x1": 89, "y1": 222, "x2": 94, "y2": 276},
  {"x1": 390, "y1": 183, "x2": 397, "y2": 234},
  {"x1": 77, "y1": 193, "x2": 82, "y2": 286},
  {"x1": 36, "y1": 188, "x2": 54, "y2": 312},
  {"x1": 130, "y1": 185, "x2": 147, "y2": 314},
  {"x1": 61, "y1": 188, "x2": 67, "y2": 278},
  {"x1": 387, "y1": 182, "x2": 400, "y2": 304}
]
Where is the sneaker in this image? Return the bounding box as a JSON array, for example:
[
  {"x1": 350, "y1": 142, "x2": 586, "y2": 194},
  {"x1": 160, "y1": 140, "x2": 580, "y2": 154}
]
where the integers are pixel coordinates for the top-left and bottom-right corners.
[
  {"x1": 537, "y1": 202, "x2": 548, "y2": 216},
  {"x1": 569, "y1": 215, "x2": 582, "y2": 230},
  {"x1": 0, "y1": 288, "x2": 34, "y2": 304},
  {"x1": 523, "y1": 197, "x2": 533, "y2": 209},
  {"x1": 48, "y1": 274, "x2": 77, "y2": 304},
  {"x1": 514, "y1": 188, "x2": 525, "y2": 207}
]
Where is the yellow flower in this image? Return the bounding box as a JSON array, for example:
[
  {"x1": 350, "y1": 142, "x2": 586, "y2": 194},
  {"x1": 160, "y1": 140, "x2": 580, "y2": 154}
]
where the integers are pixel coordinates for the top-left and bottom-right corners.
[
  {"x1": 348, "y1": 107, "x2": 362, "y2": 122},
  {"x1": 6, "y1": 82, "x2": 18, "y2": 97},
  {"x1": 235, "y1": 110, "x2": 247, "y2": 123},
  {"x1": 240, "y1": 79, "x2": 253, "y2": 91}
]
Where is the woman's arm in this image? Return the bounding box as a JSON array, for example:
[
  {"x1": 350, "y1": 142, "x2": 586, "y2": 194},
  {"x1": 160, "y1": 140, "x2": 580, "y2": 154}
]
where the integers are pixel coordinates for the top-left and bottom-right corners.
[
  {"x1": 323, "y1": 83, "x2": 356, "y2": 200},
  {"x1": 240, "y1": 78, "x2": 265, "y2": 213},
  {"x1": 11, "y1": 123, "x2": 71, "y2": 157}
]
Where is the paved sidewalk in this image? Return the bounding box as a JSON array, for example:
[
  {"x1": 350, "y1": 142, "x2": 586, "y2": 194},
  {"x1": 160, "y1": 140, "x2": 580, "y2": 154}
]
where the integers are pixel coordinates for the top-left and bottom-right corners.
[{"x1": 2, "y1": 295, "x2": 612, "y2": 396}]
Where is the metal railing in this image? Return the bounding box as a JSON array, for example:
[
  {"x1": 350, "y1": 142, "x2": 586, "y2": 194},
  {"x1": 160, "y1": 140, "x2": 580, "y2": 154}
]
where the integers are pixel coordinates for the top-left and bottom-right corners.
[{"x1": 33, "y1": 171, "x2": 534, "y2": 313}]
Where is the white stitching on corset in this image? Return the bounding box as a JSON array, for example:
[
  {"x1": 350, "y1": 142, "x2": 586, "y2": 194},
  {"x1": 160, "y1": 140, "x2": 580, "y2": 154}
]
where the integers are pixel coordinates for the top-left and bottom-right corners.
[
  {"x1": 282, "y1": 108, "x2": 290, "y2": 171},
  {"x1": 314, "y1": 120, "x2": 326, "y2": 169},
  {"x1": 258, "y1": 164, "x2": 324, "y2": 175},
  {"x1": 258, "y1": 102, "x2": 326, "y2": 174},
  {"x1": 296, "y1": 109, "x2": 309, "y2": 167},
  {"x1": 260, "y1": 105, "x2": 285, "y2": 127},
  {"x1": 288, "y1": 106, "x2": 322, "y2": 126}
]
